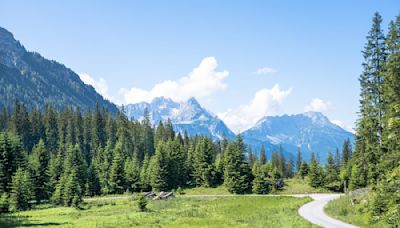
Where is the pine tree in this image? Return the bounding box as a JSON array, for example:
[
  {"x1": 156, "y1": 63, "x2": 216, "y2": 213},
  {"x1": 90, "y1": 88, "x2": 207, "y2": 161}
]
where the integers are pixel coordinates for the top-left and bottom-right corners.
[
  {"x1": 149, "y1": 142, "x2": 169, "y2": 192},
  {"x1": 271, "y1": 150, "x2": 279, "y2": 170},
  {"x1": 193, "y1": 138, "x2": 215, "y2": 187},
  {"x1": 44, "y1": 105, "x2": 58, "y2": 153},
  {"x1": 381, "y1": 15, "x2": 400, "y2": 174},
  {"x1": 86, "y1": 162, "x2": 100, "y2": 196},
  {"x1": 252, "y1": 163, "x2": 273, "y2": 194},
  {"x1": 260, "y1": 145, "x2": 266, "y2": 165},
  {"x1": 109, "y1": 141, "x2": 125, "y2": 194},
  {"x1": 124, "y1": 157, "x2": 140, "y2": 192},
  {"x1": 299, "y1": 161, "x2": 309, "y2": 179},
  {"x1": 223, "y1": 135, "x2": 252, "y2": 194},
  {"x1": 341, "y1": 138, "x2": 352, "y2": 165},
  {"x1": 30, "y1": 139, "x2": 50, "y2": 203},
  {"x1": 296, "y1": 148, "x2": 302, "y2": 175},
  {"x1": 52, "y1": 145, "x2": 86, "y2": 207},
  {"x1": 308, "y1": 153, "x2": 325, "y2": 188},
  {"x1": 48, "y1": 152, "x2": 63, "y2": 194},
  {"x1": 9, "y1": 168, "x2": 32, "y2": 212},
  {"x1": 165, "y1": 139, "x2": 187, "y2": 189},
  {"x1": 349, "y1": 164, "x2": 366, "y2": 190},
  {"x1": 11, "y1": 102, "x2": 32, "y2": 151},
  {"x1": 140, "y1": 155, "x2": 151, "y2": 191},
  {"x1": 353, "y1": 12, "x2": 387, "y2": 186},
  {"x1": 325, "y1": 152, "x2": 339, "y2": 189},
  {"x1": 278, "y1": 146, "x2": 286, "y2": 178},
  {"x1": 286, "y1": 155, "x2": 294, "y2": 178}
]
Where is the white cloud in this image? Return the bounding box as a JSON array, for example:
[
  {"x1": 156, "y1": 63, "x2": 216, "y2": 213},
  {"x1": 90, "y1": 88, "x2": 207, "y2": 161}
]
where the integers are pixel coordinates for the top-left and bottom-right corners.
[
  {"x1": 331, "y1": 119, "x2": 355, "y2": 133},
  {"x1": 120, "y1": 57, "x2": 229, "y2": 104},
  {"x1": 304, "y1": 98, "x2": 332, "y2": 112},
  {"x1": 218, "y1": 84, "x2": 292, "y2": 133},
  {"x1": 79, "y1": 73, "x2": 120, "y2": 104},
  {"x1": 254, "y1": 67, "x2": 277, "y2": 75}
]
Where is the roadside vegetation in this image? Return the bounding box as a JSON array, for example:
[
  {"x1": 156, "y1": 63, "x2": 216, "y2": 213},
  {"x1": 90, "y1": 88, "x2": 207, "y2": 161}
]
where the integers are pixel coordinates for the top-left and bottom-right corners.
[{"x1": 325, "y1": 193, "x2": 390, "y2": 228}]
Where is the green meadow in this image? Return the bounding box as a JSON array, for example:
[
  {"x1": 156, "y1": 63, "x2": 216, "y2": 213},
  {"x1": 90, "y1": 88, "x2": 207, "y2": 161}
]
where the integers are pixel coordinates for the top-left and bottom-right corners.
[{"x1": 0, "y1": 195, "x2": 316, "y2": 228}]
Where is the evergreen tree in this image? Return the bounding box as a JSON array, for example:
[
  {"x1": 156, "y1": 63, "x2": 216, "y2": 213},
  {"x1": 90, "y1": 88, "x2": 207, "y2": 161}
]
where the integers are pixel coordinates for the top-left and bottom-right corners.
[
  {"x1": 296, "y1": 148, "x2": 302, "y2": 174},
  {"x1": 109, "y1": 141, "x2": 125, "y2": 194},
  {"x1": 86, "y1": 162, "x2": 100, "y2": 196},
  {"x1": 140, "y1": 155, "x2": 151, "y2": 191},
  {"x1": 341, "y1": 138, "x2": 352, "y2": 165},
  {"x1": 325, "y1": 152, "x2": 339, "y2": 189},
  {"x1": 260, "y1": 145, "x2": 266, "y2": 165},
  {"x1": 381, "y1": 15, "x2": 400, "y2": 174},
  {"x1": 193, "y1": 138, "x2": 215, "y2": 187},
  {"x1": 52, "y1": 145, "x2": 86, "y2": 206},
  {"x1": 124, "y1": 157, "x2": 140, "y2": 192},
  {"x1": 223, "y1": 135, "x2": 252, "y2": 194},
  {"x1": 44, "y1": 105, "x2": 58, "y2": 153},
  {"x1": 149, "y1": 143, "x2": 169, "y2": 192},
  {"x1": 30, "y1": 139, "x2": 50, "y2": 203},
  {"x1": 252, "y1": 162, "x2": 273, "y2": 194},
  {"x1": 271, "y1": 150, "x2": 279, "y2": 170},
  {"x1": 308, "y1": 153, "x2": 325, "y2": 188},
  {"x1": 353, "y1": 12, "x2": 387, "y2": 186},
  {"x1": 299, "y1": 161, "x2": 309, "y2": 179},
  {"x1": 9, "y1": 168, "x2": 32, "y2": 212},
  {"x1": 63, "y1": 169, "x2": 83, "y2": 208},
  {"x1": 278, "y1": 146, "x2": 286, "y2": 177},
  {"x1": 286, "y1": 155, "x2": 294, "y2": 178}
]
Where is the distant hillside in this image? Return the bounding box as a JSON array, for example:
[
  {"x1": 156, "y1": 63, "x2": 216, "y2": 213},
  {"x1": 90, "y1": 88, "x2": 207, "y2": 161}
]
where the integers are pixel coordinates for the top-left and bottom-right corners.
[{"x1": 0, "y1": 27, "x2": 118, "y2": 113}]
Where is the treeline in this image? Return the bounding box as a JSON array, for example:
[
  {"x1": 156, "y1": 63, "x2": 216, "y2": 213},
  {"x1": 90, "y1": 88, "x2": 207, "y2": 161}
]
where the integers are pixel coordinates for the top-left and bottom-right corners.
[
  {"x1": 348, "y1": 13, "x2": 400, "y2": 225},
  {"x1": 0, "y1": 101, "x2": 352, "y2": 212}
]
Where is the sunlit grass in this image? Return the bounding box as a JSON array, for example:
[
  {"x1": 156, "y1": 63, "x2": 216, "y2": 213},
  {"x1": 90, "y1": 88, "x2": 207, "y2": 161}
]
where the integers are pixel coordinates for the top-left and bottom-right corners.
[
  {"x1": 0, "y1": 196, "x2": 316, "y2": 227},
  {"x1": 325, "y1": 194, "x2": 390, "y2": 228}
]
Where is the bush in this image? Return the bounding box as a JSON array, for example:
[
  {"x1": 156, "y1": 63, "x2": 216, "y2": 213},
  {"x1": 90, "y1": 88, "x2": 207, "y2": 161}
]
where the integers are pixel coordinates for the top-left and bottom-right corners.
[
  {"x1": 137, "y1": 195, "x2": 148, "y2": 212},
  {"x1": 273, "y1": 179, "x2": 284, "y2": 191}
]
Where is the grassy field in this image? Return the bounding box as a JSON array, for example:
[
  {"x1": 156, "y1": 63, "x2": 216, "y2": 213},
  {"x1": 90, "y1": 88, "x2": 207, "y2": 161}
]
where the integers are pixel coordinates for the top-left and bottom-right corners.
[
  {"x1": 182, "y1": 178, "x2": 332, "y2": 196},
  {"x1": 182, "y1": 185, "x2": 230, "y2": 195},
  {"x1": 0, "y1": 196, "x2": 317, "y2": 227},
  {"x1": 325, "y1": 194, "x2": 390, "y2": 228},
  {"x1": 277, "y1": 178, "x2": 332, "y2": 195}
]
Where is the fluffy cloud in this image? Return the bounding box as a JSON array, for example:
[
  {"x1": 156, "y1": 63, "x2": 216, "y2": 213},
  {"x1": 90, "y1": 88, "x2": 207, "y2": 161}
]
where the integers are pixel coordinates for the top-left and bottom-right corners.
[
  {"x1": 120, "y1": 57, "x2": 229, "y2": 104},
  {"x1": 218, "y1": 84, "x2": 292, "y2": 133},
  {"x1": 254, "y1": 67, "x2": 277, "y2": 75},
  {"x1": 304, "y1": 98, "x2": 332, "y2": 112},
  {"x1": 331, "y1": 119, "x2": 355, "y2": 133},
  {"x1": 79, "y1": 73, "x2": 119, "y2": 104}
]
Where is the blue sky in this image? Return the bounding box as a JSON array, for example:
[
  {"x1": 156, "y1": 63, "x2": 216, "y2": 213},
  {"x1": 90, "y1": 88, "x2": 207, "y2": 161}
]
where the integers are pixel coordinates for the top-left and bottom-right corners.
[{"x1": 1, "y1": 1, "x2": 399, "y2": 132}]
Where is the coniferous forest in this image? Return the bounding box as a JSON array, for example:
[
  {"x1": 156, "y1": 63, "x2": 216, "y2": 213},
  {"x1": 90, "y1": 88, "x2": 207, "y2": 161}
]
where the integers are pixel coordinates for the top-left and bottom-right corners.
[
  {"x1": 0, "y1": 11, "x2": 399, "y2": 227},
  {"x1": 0, "y1": 101, "x2": 353, "y2": 210}
]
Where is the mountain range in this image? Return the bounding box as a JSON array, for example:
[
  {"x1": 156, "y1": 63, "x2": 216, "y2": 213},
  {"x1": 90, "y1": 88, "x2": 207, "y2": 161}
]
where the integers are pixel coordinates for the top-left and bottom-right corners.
[
  {"x1": 0, "y1": 26, "x2": 354, "y2": 161},
  {"x1": 124, "y1": 97, "x2": 354, "y2": 161},
  {"x1": 0, "y1": 27, "x2": 118, "y2": 113},
  {"x1": 124, "y1": 97, "x2": 236, "y2": 140}
]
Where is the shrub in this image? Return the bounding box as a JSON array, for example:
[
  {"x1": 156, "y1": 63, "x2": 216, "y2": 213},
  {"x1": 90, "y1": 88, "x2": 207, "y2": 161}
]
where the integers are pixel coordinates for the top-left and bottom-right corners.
[{"x1": 137, "y1": 195, "x2": 148, "y2": 212}]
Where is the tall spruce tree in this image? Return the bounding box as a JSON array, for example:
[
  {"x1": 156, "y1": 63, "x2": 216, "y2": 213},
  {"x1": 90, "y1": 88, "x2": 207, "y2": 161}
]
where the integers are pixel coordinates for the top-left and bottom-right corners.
[
  {"x1": 381, "y1": 15, "x2": 400, "y2": 174},
  {"x1": 353, "y1": 12, "x2": 387, "y2": 186},
  {"x1": 30, "y1": 139, "x2": 50, "y2": 203},
  {"x1": 9, "y1": 168, "x2": 32, "y2": 212},
  {"x1": 223, "y1": 135, "x2": 252, "y2": 194},
  {"x1": 109, "y1": 141, "x2": 125, "y2": 194},
  {"x1": 193, "y1": 138, "x2": 215, "y2": 187}
]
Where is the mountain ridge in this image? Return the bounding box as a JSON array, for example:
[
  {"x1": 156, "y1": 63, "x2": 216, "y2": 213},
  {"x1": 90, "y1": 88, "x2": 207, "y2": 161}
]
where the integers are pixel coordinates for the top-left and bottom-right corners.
[
  {"x1": 125, "y1": 97, "x2": 354, "y2": 161},
  {"x1": 0, "y1": 26, "x2": 118, "y2": 113}
]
